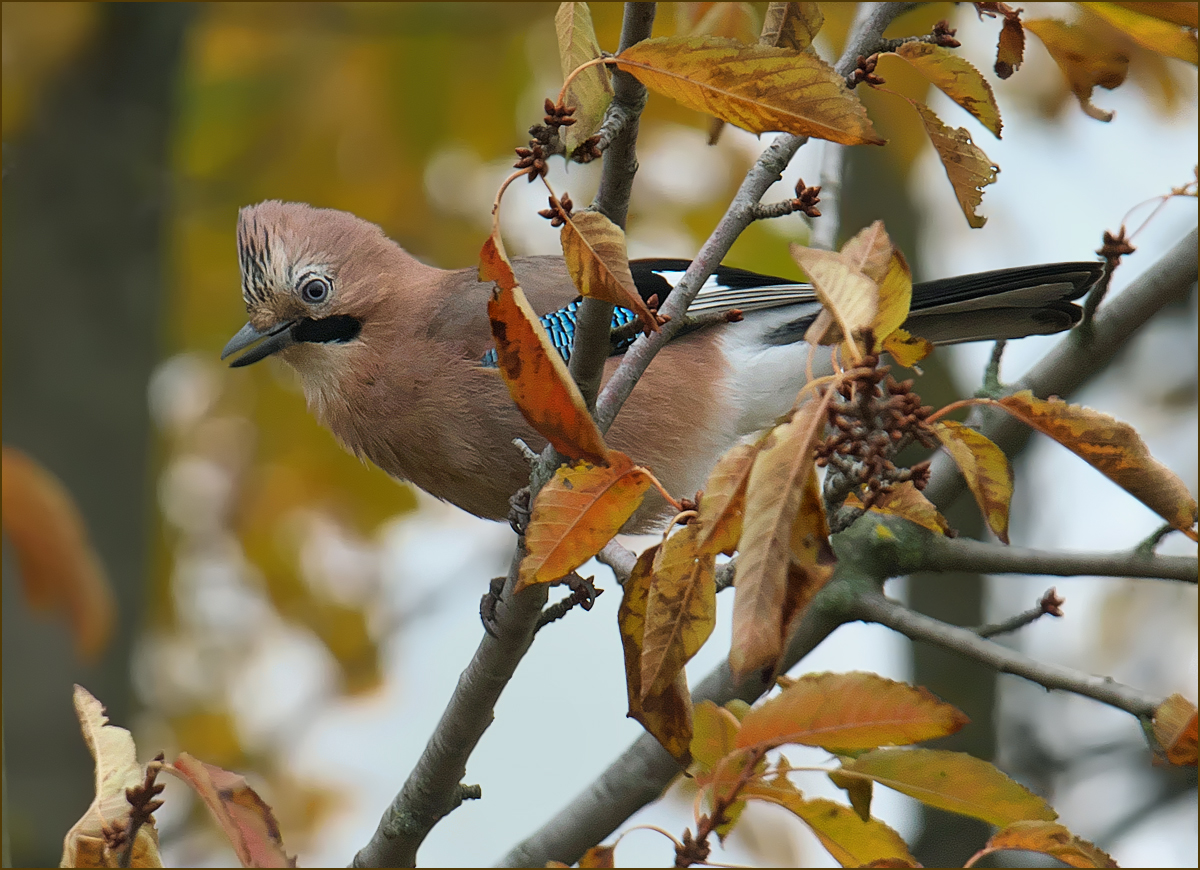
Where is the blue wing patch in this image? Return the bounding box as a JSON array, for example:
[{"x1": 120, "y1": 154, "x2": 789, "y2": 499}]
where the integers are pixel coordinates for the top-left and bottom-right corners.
[{"x1": 480, "y1": 300, "x2": 639, "y2": 367}]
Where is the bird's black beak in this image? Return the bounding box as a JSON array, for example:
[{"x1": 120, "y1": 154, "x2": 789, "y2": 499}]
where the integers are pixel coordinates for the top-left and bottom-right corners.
[{"x1": 221, "y1": 320, "x2": 297, "y2": 367}]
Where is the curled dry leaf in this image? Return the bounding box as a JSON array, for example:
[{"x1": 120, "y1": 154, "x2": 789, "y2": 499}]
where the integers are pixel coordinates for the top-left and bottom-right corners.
[
  {"x1": 979, "y1": 820, "x2": 1117, "y2": 868},
  {"x1": 518, "y1": 451, "x2": 652, "y2": 592},
  {"x1": 848, "y1": 482, "x2": 952, "y2": 537},
  {"x1": 1023, "y1": 18, "x2": 1129, "y2": 121},
  {"x1": 933, "y1": 420, "x2": 1013, "y2": 543},
  {"x1": 560, "y1": 210, "x2": 658, "y2": 332},
  {"x1": 907, "y1": 98, "x2": 998, "y2": 228}
]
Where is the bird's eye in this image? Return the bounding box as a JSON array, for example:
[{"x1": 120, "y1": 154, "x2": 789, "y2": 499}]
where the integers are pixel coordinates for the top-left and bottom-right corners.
[{"x1": 300, "y1": 277, "x2": 330, "y2": 304}]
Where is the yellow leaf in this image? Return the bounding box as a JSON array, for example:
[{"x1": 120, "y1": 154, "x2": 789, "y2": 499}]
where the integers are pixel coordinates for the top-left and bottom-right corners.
[
  {"x1": 881, "y1": 327, "x2": 933, "y2": 367},
  {"x1": 1024, "y1": 18, "x2": 1130, "y2": 121},
  {"x1": 1152, "y1": 693, "x2": 1198, "y2": 766},
  {"x1": 619, "y1": 545, "x2": 693, "y2": 764},
  {"x1": 790, "y1": 245, "x2": 877, "y2": 358},
  {"x1": 696, "y1": 436, "x2": 765, "y2": 557},
  {"x1": 874, "y1": 250, "x2": 914, "y2": 348},
  {"x1": 63, "y1": 686, "x2": 164, "y2": 869},
  {"x1": 995, "y1": 391, "x2": 1198, "y2": 540},
  {"x1": 555, "y1": 2, "x2": 614, "y2": 156},
  {"x1": 730, "y1": 391, "x2": 833, "y2": 680},
  {"x1": 1109, "y1": 2, "x2": 1197, "y2": 28},
  {"x1": 578, "y1": 844, "x2": 617, "y2": 868},
  {"x1": 737, "y1": 672, "x2": 969, "y2": 752},
  {"x1": 895, "y1": 42, "x2": 1003, "y2": 137},
  {"x1": 487, "y1": 278, "x2": 608, "y2": 464},
  {"x1": 518, "y1": 452, "x2": 652, "y2": 591},
  {"x1": 933, "y1": 420, "x2": 1014, "y2": 543},
  {"x1": 2, "y1": 445, "x2": 115, "y2": 661},
  {"x1": 690, "y1": 700, "x2": 743, "y2": 775},
  {"x1": 690, "y1": 1, "x2": 760, "y2": 44},
  {"x1": 1085, "y1": 3, "x2": 1198, "y2": 65},
  {"x1": 613, "y1": 36, "x2": 883, "y2": 145},
  {"x1": 760, "y1": 2, "x2": 824, "y2": 51},
  {"x1": 908, "y1": 99, "x2": 998, "y2": 228},
  {"x1": 850, "y1": 482, "x2": 952, "y2": 536},
  {"x1": 560, "y1": 209, "x2": 658, "y2": 332},
  {"x1": 983, "y1": 821, "x2": 1118, "y2": 868},
  {"x1": 842, "y1": 748, "x2": 1057, "y2": 826},
  {"x1": 838, "y1": 220, "x2": 893, "y2": 282},
  {"x1": 641, "y1": 524, "x2": 717, "y2": 700}
]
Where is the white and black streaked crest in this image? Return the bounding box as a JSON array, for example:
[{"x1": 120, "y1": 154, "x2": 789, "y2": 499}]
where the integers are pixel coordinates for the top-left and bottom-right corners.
[{"x1": 236, "y1": 207, "x2": 337, "y2": 308}]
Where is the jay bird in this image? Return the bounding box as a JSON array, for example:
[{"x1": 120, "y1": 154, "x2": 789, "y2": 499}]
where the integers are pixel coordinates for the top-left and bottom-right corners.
[{"x1": 222, "y1": 200, "x2": 1102, "y2": 532}]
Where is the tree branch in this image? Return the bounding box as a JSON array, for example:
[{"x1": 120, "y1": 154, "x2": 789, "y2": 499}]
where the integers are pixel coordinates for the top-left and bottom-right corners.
[
  {"x1": 914, "y1": 535, "x2": 1198, "y2": 584},
  {"x1": 848, "y1": 589, "x2": 1164, "y2": 719}
]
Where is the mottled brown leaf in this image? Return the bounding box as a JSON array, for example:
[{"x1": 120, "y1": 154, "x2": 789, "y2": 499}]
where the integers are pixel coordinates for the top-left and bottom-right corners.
[
  {"x1": 934, "y1": 421, "x2": 1013, "y2": 543},
  {"x1": 908, "y1": 99, "x2": 998, "y2": 228},
  {"x1": 560, "y1": 209, "x2": 658, "y2": 332},
  {"x1": 896, "y1": 42, "x2": 1002, "y2": 137},
  {"x1": 760, "y1": 2, "x2": 824, "y2": 51}
]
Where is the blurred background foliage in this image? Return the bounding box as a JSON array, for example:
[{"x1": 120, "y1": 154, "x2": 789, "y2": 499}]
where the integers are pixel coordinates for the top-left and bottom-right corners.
[{"x1": 3, "y1": 3, "x2": 1194, "y2": 867}]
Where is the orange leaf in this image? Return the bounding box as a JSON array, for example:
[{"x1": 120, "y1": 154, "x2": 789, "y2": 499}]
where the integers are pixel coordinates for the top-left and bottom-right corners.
[
  {"x1": 696, "y1": 436, "x2": 764, "y2": 557},
  {"x1": 881, "y1": 327, "x2": 933, "y2": 367},
  {"x1": 163, "y1": 753, "x2": 294, "y2": 868},
  {"x1": 63, "y1": 686, "x2": 164, "y2": 869},
  {"x1": 578, "y1": 844, "x2": 617, "y2": 868},
  {"x1": 933, "y1": 421, "x2": 1013, "y2": 543},
  {"x1": 560, "y1": 210, "x2": 658, "y2": 332},
  {"x1": 555, "y1": 2, "x2": 613, "y2": 156},
  {"x1": 613, "y1": 36, "x2": 883, "y2": 145},
  {"x1": 487, "y1": 279, "x2": 608, "y2": 464},
  {"x1": 2, "y1": 445, "x2": 115, "y2": 661},
  {"x1": 895, "y1": 42, "x2": 1002, "y2": 137},
  {"x1": 641, "y1": 524, "x2": 717, "y2": 700},
  {"x1": 907, "y1": 98, "x2": 998, "y2": 228},
  {"x1": 702, "y1": 747, "x2": 761, "y2": 840},
  {"x1": 741, "y1": 783, "x2": 917, "y2": 867},
  {"x1": 618, "y1": 545, "x2": 693, "y2": 764},
  {"x1": 479, "y1": 229, "x2": 518, "y2": 291},
  {"x1": 1152, "y1": 693, "x2": 1198, "y2": 765},
  {"x1": 737, "y1": 672, "x2": 969, "y2": 752},
  {"x1": 981, "y1": 820, "x2": 1118, "y2": 868},
  {"x1": 995, "y1": 391, "x2": 1198, "y2": 540},
  {"x1": 842, "y1": 748, "x2": 1057, "y2": 826},
  {"x1": 850, "y1": 482, "x2": 953, "y2": 537},
  {"x1": 1085, "y1": 3, "x2": 1198, "y2": 65},
  {"x1": 730, "y1": 392, "x2": 834, "y2": 681},
  {"x1": 1024, "y1": 18, "x2": 1130, "y2": 121},
  {"x1": 518, "y1": 451, "x2": 651, "y2": 591},
  {"x1": 760, "y1": 2, "x2": 824, "y2": 51}
]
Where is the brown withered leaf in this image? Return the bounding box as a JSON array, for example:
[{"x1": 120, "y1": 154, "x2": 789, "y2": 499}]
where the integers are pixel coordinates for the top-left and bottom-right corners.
[
  {"x1": 736, "y1": 672, "x2": 969, "y2": 753},
  {"x1": 995, "y1": 10, "x2": 1027, "y2": 78},
  {"x1": 2, "y1": 446, "x2": 115, "y2": 661},
  {"x1": 881, "y1": 327, "x2": 933, "y2": 368},
  {"x1": 1085, "y1": 3, "x2": 1198, "y2": 65},
  {"x1": 696, "y1": 436, "x2": 765, "y2": 557},
  {"x1": 560, "y1": 210, "x2": 658, "y2": 333},
  {"x1": 487, "y1": 278, "x2": 608, "y2": 464},
  {"x1": 895, "y1": 43, "x2": 1002, "y2": 137},
  {"x1": 841, "y1": 748, "x2": 1057, "y2": 827},
  {"x1": 1023, "y1": 18, "x2": 1130, "y2": 121},
  {"x1": 849, "y1": 482, "x2": 953, "y2": 536},
  {"x1": 619, "y1": 545, "x2": 693, "y2": 764},
  {"x1": 982, "y1": 821, "x2": 1118, "y2": 868},
  {"x1": 908, "y1": 99, "x2": 998, "y2": 228},
  {"x1": 933, "y1": 421, "x2": 1013, "y2": 543},
  {"x1": 1152, "y1": 693, "x2": 1198, "y2": 765},
  {"x1": 613, "y1": 36, "x2": 883, "y2": 145},
  {"x1": 63, "y1": 686, "x2": 164, "y2": 869},
  {"x1": 555, "y1": 2, "x2": 613, "y2": 156},
  {"x1": 740, "y1": 783, "x2": 917, "y2": 867},
  {"x1": 760, "y1": 2, "x2": 824, "y2": 51},
  {"x1": 163, "y1": 753, "x2": 294, "y2": 868},
  {"x1": 641, "y1": 524, "x2": 717, "y2": 701},
  {"x1": 791, "y1": 244, "x2": 877, "y2": 358},
  {"x1": 518, "y1": 451, "x2": 652, "y2": 592},
  {"x1": 995, "y1": 391, "x2": 1198, "y2": 540},
  {"x1": 730, "y1": 391, "x2": 833, "y2": 681}
]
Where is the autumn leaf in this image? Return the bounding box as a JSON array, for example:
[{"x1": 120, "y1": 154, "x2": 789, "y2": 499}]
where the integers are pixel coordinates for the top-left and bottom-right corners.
[
  {"x1": 895, "y1": 42, "x2": 1002, "y2": 137},
  {"x1": 578, "y1": 844, "x2": 617, "y2": 868},
  {"x1": 1107, "y1": 2, "x2": 1196, "y2": 28},
  {"x1": 163, "y1": 753, "x2": 294, "y2": 868},
  {"x1": 690, "y1": 700, "x2": 743, "y2": 775},
  {"x1": 730, "y1": 391, "x2": 834, "y2": 681},
  {"x1": 979, "y1": 820, "x2": 1118, "y2": 868},
  {"x1": 613, "y1": 36, "x2": 883, "y2": 145},
  {"x1": 619, "y1": 545, "x2": 693, "y2": 764},
  {"x1": 2, "y1": 445, "x2": 115, "y2": 661},
  {"x1": 518, "y1": 451, "x2": 652, "y2": 591},
  {"x1": 842, "y1": 748, "x2": 1057, "y2": 826},
  {"x1": 696, "y1": 436, "x2": 764, "y2": 557},
  {"x1": 1152, "y1": 693, "x2": 1198, "y2": 765},
  {"x1": 882, "y1": 327, "x2": 933, "y2": 367},
  {"x1": 687, "y1": 1, "x2": 761, "y2": 144},
  {"x1": 560, "y1": 209, "x2": 658, "y2": 332},
  {"x1": 63, "y1": 686, "x2": 164, "y2": 869},
  {"x1": 839, "y1": 220, "x2": 893, "y2": 282},
  {"x1": 849, "y1": 482, "x2": 952, "y2": 536},
  {"x1": 760, "y1": 2, "x2": 824, "y2": 52},
  {"x1": 736, "y1": 672, "x2": 969, "y2": 752},
  {"x1": 741, "y1": 782, "x2": 917, "y2": 867},
  {"x1": 555, "y1": 2, "x2": 613, "y2": 156},
  {"x1": 1085, "y1": 3, "x2": 1198, "y2": 65},
  {"x1": 1024, "y1": 18, "x2": 1130, "y2": 121},
  {"x1": 641, "y1": 524, "x2": 717, "y2": 700},
  {"x1": 479, "y1": 227, "x2": 518, "y2": 290},
  {"x1": 933, "y1": 420, "x2": 1013, "y2": 543},
  {"x1": 487, "y1": 273, "x2": 608, "y2": 464},
  {"x1": 873, "y1": 250, "x2": 914, "y2": 349},
  {"x1": 995, "y1": 8, "x2": 1027, "y2": 78},
  {"x1": 790, "y1": 245, "x2": 877, "y2": 358},
  {"x1": 907, "y1": 98, "x2": 999, "y2": 228},
  {"x1": 994, "y1": 391, "x2": 1198, "y2": 540}
]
